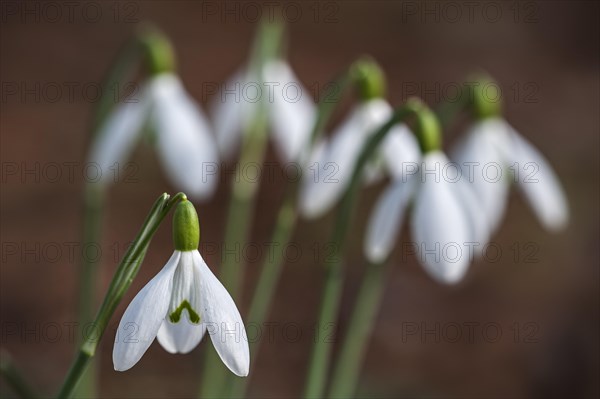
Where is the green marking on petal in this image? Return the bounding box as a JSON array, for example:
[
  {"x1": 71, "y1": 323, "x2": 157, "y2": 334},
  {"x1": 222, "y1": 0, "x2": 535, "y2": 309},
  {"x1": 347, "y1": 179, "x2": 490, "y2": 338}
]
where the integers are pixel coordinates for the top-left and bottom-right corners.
[{"x1": 169, "y1": 300, "x2": 200, "y2": 324}]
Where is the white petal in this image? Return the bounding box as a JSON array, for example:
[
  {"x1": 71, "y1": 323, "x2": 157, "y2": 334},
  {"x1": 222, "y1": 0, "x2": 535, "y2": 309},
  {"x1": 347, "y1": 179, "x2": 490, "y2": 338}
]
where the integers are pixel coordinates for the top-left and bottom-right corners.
[
  {"x1": 151, "y1": 74, "x2": 219, "y2": 200},
  {"x1": 299, "y1": 99, "x2": 390, "y2": 218},
  {"x1": 453, "y1": 179, "x2": 490, "y2": 257},
  {"x1": 87, "y1": 95, "x2": 149, "y2": 184},
  {"x1": 364, "y1": 175, "x2": 418, "y2": 263},
  {"x1": 194, "y1": 251, "x2": 249, "y2": 376},
  {"x1": 112, "y1": 251, "x2": 180, "y2": 371},
  {"x1": 157, "y1": 319, "x2": 206, "y2": 354},
  {"x1": 381, "y1": 123, "x2": 421, "y2": 179},
  {"x1": 264, "y1": 60, "x2": 316, "y2": 163},
  {"x1": 410, "y1": 152, "x2": 472, "y2": 284},
  {"x1": 451, "y1": 120, "x2": 510, "y2": 233},
  {"x1": 210, "y1": 70, "x2": 256, "y2": 160},
  {"x1": 502, "y1": 125, "x2": 569, "y2": 231},
  {"x1": 157, "y1": 251, "x2": 205, "y2": 354}
]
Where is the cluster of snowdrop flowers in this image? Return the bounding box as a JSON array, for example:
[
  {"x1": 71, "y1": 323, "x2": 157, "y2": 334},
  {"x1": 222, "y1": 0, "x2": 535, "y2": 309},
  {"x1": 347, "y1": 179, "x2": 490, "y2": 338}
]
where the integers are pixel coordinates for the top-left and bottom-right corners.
[
  {"x1": 364, "y1": 78, "x2": 569, "y2": 284},
  {"x1": 88, "y1": 33, "x2": 219, "y2": 201},
  {"x1": 113, "y1": 198, "x2": 249, "y2": 376},
  {"x1": 299, "y1": 59, "x2": 421, "y2": 218}
]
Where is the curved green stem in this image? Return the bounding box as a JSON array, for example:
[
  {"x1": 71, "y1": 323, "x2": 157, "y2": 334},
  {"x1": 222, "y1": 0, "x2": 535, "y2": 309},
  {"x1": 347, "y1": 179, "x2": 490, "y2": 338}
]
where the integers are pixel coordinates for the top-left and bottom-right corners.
[
  {"x1": 56, "y1": 192, "x2": 186, "y2": 399},
  {"x1": 303, "y1": 99, "x2": 426, "y2": 398},
  {"x1": 328, "y1": 261, "x2": 388, "y2": 398},
  {"x1": 223, "y1": 70, "x2": 353, "y2": 398}
]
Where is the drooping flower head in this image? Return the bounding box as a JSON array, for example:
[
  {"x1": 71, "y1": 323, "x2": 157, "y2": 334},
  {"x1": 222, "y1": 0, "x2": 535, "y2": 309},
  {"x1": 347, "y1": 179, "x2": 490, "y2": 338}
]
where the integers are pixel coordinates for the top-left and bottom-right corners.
[
  {"x1": 113, "y1": 198, "x2": 249, "y2": 376},
  {"x1": 451, "y1": 74, "x2": 569, "y2": 233},
  {"x1": 88, "y1": 31, "x2": 219, "y2": 201},
  {"x1": 365, "y1": 102, "x2": 483, "y2": 284},
  {"x1": 299, "y1": 58, "x2": 421, "y2": 219}
]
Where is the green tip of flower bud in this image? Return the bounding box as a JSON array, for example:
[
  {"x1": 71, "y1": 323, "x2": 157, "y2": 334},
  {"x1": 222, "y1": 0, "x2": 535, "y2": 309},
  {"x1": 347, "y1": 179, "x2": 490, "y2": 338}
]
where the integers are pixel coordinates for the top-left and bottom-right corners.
[
  {"x1": 351, "y1": 57, "x2": 386, "y2": 101},
  {"x1": 407, "y1": 98, "x2": 442, "y2": 153},
  {"x1": 138, "y1": 29, "x2": 176, "y2": 75},
  {"x1": 469, "y1": 73, "x2": 502, "y2": 120},
  {"x1": 172, "y1": 199, "x2": 200, "y2": 251}
]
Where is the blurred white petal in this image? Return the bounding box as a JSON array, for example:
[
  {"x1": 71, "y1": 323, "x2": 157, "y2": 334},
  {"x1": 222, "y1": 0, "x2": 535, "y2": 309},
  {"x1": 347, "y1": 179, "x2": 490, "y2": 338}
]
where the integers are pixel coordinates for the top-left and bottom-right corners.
[
  {"x1": 194, "y1": 251, "x2": 249, "y2": 377},
  {"x1": 211, "y1": 71, "x2": 257, "y2": 160},
  {"x1": 453, "y1": 179, "x2": 490, "y2": 257},
  {"x1": 88, "y1": 96, "x2": 149, "y2": 184},
  {"x1": 381, "y1": 123, "x2": 421, "y2": 179},
  {"x1": 451, "y1": 119, "x2": 510, "y2": 232},
  {"x1": 503, "y1": 125, "x2": 569, "y2": 231},
  {"x1": 411, "y1": 152, "x2": 471, "y2": 284},
  {"x1": 264, "y1": 60, "x2": 316, "y2": 162},
  {"x1": 299, "y1": 99, "x2": 391, "y2": 218},
  {"x1": 364, "y1": 175, "x2": 418, "y2": 263},
  {"x1": 151, "y1": 74, "x2": 219, "y2": 200},
  {"x1": 113, "y1": 251, "x2": 180, "y2": 371}
]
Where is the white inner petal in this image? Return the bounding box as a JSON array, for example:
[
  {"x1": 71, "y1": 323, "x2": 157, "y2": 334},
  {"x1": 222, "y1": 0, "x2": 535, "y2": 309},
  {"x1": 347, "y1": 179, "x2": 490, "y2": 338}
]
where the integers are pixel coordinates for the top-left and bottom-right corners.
[{"x1": 168, "y1": 251, "x2": 202, "y2": 324}]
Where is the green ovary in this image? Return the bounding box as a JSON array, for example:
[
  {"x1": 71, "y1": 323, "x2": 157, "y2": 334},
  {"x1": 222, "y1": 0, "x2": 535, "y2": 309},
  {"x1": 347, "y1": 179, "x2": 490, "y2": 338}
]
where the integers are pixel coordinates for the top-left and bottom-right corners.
[{"x1": 169, "y1": 300, "x2": 201, "y2": 324}]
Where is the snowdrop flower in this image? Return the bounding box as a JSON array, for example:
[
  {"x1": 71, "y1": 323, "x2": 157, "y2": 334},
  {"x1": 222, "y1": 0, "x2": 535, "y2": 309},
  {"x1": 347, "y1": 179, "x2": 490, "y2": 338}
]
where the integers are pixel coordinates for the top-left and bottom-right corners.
[
  {"x1": 299, "y1": 61, "x2": 421, "y2": 219},
  {"x1": 365, "y1": 108, "x2": 478, "y2": 284},
  {"x1": 212, "y1": 59, "x2": 316, "y2": 163},
  {"x1": 88, "y1": 37, "x2": 219, "y2": 201},
  {"x1": 451, "y1": 81, "x2": 568, "y2": 233},
  {"x1": 113, "y1": 199, "x2": 249, "y2": 376}
]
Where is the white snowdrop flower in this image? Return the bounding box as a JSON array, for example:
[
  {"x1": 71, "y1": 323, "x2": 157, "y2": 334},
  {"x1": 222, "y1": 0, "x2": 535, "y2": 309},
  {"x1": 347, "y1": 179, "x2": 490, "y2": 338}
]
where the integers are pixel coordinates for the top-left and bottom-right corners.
[
  {"x1": 365, "y1": 150, "x2": 474, "y2": 284},
  {"x1": 113, "y1": 199, "x2": 249, "y2": 376},
  {"x1": 452, "y1": 117, "x2": 568, "y2": 232},
  {"x1": 299, "y1": 98, "x2": 421, "y2": 219},
  {"x1": 88, "y1": 73, "x2": 219, "y2": 201},
  {"x1": 211, "y1": 60, "x2": 317, "y2": 163}
]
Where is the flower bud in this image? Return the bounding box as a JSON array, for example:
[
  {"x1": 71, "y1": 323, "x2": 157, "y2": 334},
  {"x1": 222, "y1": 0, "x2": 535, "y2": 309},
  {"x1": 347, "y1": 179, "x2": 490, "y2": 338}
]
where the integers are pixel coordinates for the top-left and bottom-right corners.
[
  {"x1": 172, "y1": 198, "x2": 200, "y2": 251},
  {"x1": 351, "y1": 57, "x2": 386, "y2": 101}
]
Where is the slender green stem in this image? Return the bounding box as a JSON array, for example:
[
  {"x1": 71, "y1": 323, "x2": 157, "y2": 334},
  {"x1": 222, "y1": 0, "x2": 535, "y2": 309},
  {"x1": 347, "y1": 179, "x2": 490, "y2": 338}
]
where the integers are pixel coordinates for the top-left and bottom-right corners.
[
  {"x1": 328, "y1": 261, "x2": 388, "y2": 398},
  {"x1": 223, "y1": 70, "x2": 353, "y2": 398},
  {"x1": 56, "y1": 192, "x2": 186, "y2": 399},
  {"x1": 0, "y1": 351, "x2": 37, "y2": 399},
  {"x1": 303, "y1": 100, "x2": 426, "y2": 398},
  {"x1": 198, "y1": 20, "x2": 283, "y2": 399},
  {"x1": 74, "y1": 183, "x2": 105, "y2": 398}
]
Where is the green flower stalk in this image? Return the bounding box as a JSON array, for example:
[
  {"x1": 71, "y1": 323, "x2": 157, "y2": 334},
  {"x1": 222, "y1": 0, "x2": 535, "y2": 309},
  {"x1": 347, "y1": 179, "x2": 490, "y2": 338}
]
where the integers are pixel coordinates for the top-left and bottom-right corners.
[
  {"x1": 57, "y1": 192, "x2": 187, "y2": 399},
  {"x1": 198, "y1": 19, "x2": 284, "y2": 399},
  {"x1": 223, "y1": 69, "x2": 354, "y2": 399},
  {"x1": 304, "y1": 99, "x2": 430, "y2": 398}
]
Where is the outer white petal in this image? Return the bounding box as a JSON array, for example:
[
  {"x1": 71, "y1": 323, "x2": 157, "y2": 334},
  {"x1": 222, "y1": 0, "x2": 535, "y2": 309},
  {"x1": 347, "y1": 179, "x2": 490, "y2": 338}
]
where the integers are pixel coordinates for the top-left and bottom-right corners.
[
  {"x1": 87, "y1": 95, "x2": 149, "y2": 184},
  {"x1": 410, "y1": 152, "x2": 472, "y2": 284},
  {"x1": 113, "y1": 251, "x2": 181, "y2": 371},
  {"x1": 381, "y1": 123, "x2": 421, "y2": 179},
  {"x1": 194, "y1": 251, "x2": 249, "y2": 376},
  {"x1": 157, "y1": 319, "x2": 206, "y2": 354},
  {"x1": 502, "y1": 124, "x2": 569, "y2": 231},
  {"x1": 451, "y1": 120, "x2": 510, "y2": 232},
  {"x1": 299, "y1": 99, "x2": 390, "y2": 218},
  {"x1": 210, "y1": 71, "x2": 256, "y2": 160},
  {"x1": 364, "y1": 175, "x2": 418, "y2": 263},
  {"x1": 151, "y1": 74, "x2": 219, "y2": 200},
  {"x1": 264, "y1": 60, "x2": 316, "y2": 163},
  {"x1": 453, "y1": 179, "x2": 490, "y2": 257}
]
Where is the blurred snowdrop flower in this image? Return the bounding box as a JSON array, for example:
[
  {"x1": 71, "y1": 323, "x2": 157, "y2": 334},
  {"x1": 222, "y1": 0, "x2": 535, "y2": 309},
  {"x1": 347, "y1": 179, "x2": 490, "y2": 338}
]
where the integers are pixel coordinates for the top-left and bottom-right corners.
[
  {"x1": 212, "y1": 59, "x2": 316, "y2": 163},
  {"x1": 113, "y1": 199, "x2": 249, "y2": 376},
  {"x1": 88, "y1": 35, "x2": 219, "y2": 201},
  {"x1": 452, "y1": 79, "x2": 568, "y2": 233},
  {"x1": 365, "y1": 107, "x2": 479, "y2": 284},
  {"x1": 299, "y1": 60, "x2": 421, "y2": 219}
]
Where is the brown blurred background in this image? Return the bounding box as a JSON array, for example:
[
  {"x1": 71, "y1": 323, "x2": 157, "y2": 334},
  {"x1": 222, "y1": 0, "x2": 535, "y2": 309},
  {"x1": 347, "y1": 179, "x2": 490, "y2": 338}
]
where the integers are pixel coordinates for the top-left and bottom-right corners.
[{"x1": 1, "y1": 1, "x2": 598, "y2": 398}]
